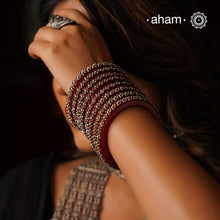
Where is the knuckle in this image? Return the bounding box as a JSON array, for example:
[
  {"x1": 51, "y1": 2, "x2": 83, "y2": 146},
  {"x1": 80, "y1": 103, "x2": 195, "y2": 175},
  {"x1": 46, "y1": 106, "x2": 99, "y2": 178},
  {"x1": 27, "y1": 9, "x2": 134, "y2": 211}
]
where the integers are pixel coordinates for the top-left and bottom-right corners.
[
  {"x1": 60, "y1": 34, "x2": 72, "y2": 46},
  {"x1": 33, "y1": 26, "x2": 48, "y2": 40},
  {"x1": 46, "y1": 25, "x2": 84, "y2": 55},
  {"x1": 49, "y1": 43, "x2": 60, "y2": 55},
  {"x1": 35, "y1": 26, "x2": 45, "y2": 35},
  {"x1": 49, "y1": 39, "x2": 68, "y2": 54},
  {"x1": 53, "y1": 33, "x2": 68, "y2": 45}
]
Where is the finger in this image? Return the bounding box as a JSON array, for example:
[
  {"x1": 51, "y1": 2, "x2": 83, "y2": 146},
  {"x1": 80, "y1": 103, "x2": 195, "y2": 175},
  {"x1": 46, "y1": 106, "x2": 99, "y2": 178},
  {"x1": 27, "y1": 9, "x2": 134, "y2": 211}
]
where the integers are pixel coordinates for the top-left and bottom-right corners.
[
  {"x1": 28, "y1": 40, "x2": 50, "y2": 60},
  {"x1": 52, "y1": 8, "x2": 90, "y2": 26},
  {"x1": 33, "y1": 26, "x2": 60, "y2": 42}
]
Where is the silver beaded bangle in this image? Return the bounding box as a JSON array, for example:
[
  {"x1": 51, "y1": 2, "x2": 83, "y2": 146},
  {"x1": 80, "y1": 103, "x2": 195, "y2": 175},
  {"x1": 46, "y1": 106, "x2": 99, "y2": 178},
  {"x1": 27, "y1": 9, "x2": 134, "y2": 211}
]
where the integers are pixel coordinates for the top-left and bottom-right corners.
[{"x1": 66, "y1": 62, "x2": 160, "y2": 168}]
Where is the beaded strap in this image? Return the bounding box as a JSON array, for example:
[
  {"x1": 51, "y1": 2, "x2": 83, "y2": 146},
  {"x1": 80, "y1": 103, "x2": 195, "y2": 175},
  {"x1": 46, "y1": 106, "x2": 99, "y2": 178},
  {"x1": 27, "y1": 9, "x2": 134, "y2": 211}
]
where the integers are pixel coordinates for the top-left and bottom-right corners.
[
  {"x1": 66, "y1": 62, "x2": 160, "y2": 169},
  {"x1": 50, "y1": 156, "x2": 111, "y2": 220}
]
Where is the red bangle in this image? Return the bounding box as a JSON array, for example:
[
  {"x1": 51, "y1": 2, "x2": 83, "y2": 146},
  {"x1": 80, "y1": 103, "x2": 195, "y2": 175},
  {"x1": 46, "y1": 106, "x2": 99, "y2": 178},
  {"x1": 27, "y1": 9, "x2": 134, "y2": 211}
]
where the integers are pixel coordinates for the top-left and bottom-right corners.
[
  {"x1": 100, "y1": 100, "x2": 160, "y2": 169},
  {"x1": 65, "y1": 62, "x2": 161, "y2": 169}
]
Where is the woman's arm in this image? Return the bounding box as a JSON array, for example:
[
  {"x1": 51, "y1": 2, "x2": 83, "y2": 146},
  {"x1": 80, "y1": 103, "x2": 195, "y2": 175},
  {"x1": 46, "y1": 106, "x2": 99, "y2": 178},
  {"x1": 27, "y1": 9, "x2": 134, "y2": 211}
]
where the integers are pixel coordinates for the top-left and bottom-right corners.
[
  {"x1": 108, "y1": 106, "x2": 220, "y2": 220},
  {"x1": 28, "y1": 8, "x2": 220, "y2": 219}
]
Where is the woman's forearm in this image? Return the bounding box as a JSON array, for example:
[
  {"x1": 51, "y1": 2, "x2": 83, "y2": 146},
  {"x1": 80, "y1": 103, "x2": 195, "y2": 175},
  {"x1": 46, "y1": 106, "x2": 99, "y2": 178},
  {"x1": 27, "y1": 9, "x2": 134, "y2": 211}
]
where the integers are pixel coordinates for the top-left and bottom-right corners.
[{"x1": 108, "y1": 106, "x2": 220, "y2": 220}]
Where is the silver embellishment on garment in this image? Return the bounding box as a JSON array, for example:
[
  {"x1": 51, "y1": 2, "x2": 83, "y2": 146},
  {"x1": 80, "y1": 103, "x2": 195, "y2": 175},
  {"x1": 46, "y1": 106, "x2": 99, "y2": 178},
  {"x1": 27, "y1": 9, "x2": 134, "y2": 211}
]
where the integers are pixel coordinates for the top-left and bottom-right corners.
[{"x1": 51, "y1": 156, "x2": 123, "y2": 220}]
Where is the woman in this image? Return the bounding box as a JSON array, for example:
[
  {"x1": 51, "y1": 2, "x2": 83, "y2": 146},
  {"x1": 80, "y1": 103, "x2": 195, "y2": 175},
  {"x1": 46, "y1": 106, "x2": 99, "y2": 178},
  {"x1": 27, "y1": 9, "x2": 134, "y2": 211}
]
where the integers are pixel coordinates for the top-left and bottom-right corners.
[{"x1": 1, "y1": 0, "x2": 220, "y2": 219}]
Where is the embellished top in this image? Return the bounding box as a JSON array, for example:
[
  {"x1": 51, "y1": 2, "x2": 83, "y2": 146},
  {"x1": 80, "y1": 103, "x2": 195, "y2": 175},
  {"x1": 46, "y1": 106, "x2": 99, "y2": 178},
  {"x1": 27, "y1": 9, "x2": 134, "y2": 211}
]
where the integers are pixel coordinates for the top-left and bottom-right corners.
[
  {"x1": 50, "y1": 156, "x2": 147, "y2": 220},
  {"x1": 50, "y1": 156, "x2": 111, "y2": 220}
]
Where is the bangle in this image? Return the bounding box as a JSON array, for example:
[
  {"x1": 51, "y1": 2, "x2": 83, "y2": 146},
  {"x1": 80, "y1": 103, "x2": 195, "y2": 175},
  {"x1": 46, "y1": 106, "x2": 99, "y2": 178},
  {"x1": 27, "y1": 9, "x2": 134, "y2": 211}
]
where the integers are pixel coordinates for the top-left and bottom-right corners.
[{"x1": 66, "y1": 62, "x2": 160, "y2": 169}]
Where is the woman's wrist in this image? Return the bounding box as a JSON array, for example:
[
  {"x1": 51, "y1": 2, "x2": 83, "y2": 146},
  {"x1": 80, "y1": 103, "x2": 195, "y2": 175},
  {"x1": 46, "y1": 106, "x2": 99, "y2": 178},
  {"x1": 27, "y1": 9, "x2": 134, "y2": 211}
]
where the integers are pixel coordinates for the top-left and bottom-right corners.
[{"x1": 65, "y1": 62, "x2": 160, "y2": 168}]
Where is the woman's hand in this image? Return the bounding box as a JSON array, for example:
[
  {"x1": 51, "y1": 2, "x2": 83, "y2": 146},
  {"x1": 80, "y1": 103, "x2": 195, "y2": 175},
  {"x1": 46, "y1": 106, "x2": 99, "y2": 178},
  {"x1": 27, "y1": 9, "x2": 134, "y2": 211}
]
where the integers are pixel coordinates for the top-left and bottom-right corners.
[{"x1": 28, "y1": 9, "x2": 112, "y2": 93}]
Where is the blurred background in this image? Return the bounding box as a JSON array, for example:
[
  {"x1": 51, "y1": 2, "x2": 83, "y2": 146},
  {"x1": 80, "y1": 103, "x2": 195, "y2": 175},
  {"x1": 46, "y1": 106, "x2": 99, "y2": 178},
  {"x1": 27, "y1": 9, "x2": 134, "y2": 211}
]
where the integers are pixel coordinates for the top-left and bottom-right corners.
[
  {"x1": 0, "y1": 0, "x2": 73, "y2": 176},
  {"x1": 0, "y1": 0, "x2": 219, "y2": 176}
]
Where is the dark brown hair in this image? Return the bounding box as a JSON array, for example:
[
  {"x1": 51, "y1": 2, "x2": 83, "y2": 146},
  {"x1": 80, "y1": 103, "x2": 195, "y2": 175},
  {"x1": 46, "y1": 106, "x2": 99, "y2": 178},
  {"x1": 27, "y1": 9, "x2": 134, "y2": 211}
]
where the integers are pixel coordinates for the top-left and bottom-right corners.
[{"x1": 39, "y1": 0, "x2": 220, "y2": 181}]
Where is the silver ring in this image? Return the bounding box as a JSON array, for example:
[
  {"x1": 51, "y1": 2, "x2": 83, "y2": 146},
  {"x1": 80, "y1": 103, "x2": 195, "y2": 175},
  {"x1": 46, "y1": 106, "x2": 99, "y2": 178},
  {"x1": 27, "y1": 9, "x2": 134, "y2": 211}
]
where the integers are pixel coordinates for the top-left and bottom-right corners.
[{"x1": 49, "y1": 15, "x2": 76, "y2": 29}]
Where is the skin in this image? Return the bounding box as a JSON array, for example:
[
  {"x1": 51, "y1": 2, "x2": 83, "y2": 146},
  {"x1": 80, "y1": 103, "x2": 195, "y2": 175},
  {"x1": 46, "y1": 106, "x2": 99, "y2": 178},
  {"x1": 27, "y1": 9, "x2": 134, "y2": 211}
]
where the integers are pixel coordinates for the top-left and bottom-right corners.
[
  {"x1": 28, "y1": 0, "x2": 220, "y2": 219},
  {"x1": 50, "y1": 0, "x2": 160, "y2": 152}
]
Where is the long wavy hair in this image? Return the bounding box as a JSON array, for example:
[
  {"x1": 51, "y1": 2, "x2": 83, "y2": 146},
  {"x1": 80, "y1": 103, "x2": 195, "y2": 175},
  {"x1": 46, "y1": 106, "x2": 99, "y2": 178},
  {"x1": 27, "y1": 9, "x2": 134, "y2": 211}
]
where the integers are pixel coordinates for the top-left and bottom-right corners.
[{"x1": 39, "y1": 0, "x2": 220, "y2": 181}]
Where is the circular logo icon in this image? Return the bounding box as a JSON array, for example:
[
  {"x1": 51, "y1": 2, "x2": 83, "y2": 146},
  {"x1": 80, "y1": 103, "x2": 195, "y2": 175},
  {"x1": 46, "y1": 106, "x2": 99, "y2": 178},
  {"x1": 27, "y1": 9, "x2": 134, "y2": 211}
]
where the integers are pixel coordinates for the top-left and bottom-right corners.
[{"x1": 190, "y1": 12, "x2": 208, "y2": 29}]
